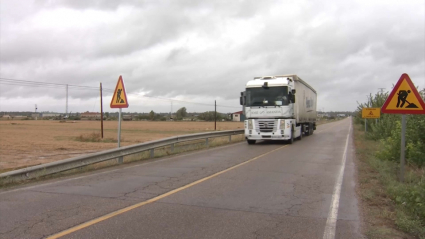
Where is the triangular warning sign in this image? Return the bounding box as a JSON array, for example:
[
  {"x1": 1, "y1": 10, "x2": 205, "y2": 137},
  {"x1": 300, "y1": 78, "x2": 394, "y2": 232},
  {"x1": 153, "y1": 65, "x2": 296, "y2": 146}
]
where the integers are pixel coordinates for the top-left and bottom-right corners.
[
  {"x1": 110, "y1": 75, "x2": 129, "y2": 108},
  {"x1": 381, "y1": 73, "x2": 425, "y2": 114}
]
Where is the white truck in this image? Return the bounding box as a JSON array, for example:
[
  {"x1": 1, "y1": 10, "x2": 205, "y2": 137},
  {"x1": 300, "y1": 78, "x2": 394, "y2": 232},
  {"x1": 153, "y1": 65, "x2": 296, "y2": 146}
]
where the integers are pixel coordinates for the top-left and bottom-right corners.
[{"x1": 240, "y1": 75, "x2": 317, "y2": 144}]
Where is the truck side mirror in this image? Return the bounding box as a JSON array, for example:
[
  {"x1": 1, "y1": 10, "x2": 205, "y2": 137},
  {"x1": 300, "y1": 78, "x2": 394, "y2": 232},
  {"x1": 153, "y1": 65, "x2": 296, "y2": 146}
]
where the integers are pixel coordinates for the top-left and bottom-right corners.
[
  {"x1": 240, "y1": 92, "x2": 245, "y2": 105},
  {"x1": 289, "y1": 92, "x2": 295, "y2": 103}
]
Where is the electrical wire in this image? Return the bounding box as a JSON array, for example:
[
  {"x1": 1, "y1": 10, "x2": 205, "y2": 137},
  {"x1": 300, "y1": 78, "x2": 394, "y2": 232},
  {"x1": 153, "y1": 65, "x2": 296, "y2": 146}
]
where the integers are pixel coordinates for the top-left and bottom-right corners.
[
  {"x1": 0, "y1": 77, "x2": 241, "y2": 109},
  {"x1": 0, "y1": 77, "x2": 114, "y2": 92}
]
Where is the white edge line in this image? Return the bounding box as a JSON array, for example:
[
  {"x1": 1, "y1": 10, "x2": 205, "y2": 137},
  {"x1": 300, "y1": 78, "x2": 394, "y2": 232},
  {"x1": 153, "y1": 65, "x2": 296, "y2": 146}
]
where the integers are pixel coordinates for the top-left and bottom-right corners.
[{"x1": 323, "y1": 120, "x2": 352, "y2": 239}]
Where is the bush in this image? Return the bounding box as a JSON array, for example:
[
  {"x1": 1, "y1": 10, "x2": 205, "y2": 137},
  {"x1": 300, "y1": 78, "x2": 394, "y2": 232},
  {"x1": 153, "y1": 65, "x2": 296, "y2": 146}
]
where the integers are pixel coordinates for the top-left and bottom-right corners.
[
  {"x1": 356, "y1": 89, "x2": 425, "y2": 167},
  {"x1": 76, "y1": 132, "x2": 117, "y2": 143},
  {"x1": 355, "y1": 88, "x2": 425, "y2": 237}
]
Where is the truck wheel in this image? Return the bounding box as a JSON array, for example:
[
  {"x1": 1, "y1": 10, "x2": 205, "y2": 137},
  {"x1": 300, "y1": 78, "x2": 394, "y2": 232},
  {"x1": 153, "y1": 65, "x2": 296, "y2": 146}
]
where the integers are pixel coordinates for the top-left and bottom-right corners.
[
  {"x1": 306, "y1": 123, "x2": 312, "y2": 135},
  {"x1": 304, "y1": 124, "x2": 309, "y2": 137},
  {"x1": 288, "y1": 130, "x2": 294, "y2": 144},
  {"x1": 247, "y1": 140, "x2": 256, "y2": 145},
  {"x1": 298, "y1": 128, "x2": 303, "y2": 140}
]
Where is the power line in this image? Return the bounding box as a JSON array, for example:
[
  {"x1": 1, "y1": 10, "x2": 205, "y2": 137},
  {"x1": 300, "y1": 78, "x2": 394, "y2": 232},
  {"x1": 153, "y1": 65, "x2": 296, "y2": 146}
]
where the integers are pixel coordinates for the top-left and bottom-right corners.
[
  {"x1": 132, "y1": 94, "x2": 241, "y2": 109},
  {"x1": 0, "y1": 81, "x2": 115, "y2": 92},
  {"x1": 0, "y1": 77, "x2": 241, "y2": 109},
  {"x1": 0, "y1": 77, "x2": 114, "y2": 92}
]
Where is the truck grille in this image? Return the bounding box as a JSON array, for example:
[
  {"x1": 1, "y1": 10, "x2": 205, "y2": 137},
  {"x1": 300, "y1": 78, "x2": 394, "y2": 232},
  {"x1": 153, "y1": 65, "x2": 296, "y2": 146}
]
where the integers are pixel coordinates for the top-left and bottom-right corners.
[{"x1": 255, "y1": 119, "x2": 277, "y2": 133}]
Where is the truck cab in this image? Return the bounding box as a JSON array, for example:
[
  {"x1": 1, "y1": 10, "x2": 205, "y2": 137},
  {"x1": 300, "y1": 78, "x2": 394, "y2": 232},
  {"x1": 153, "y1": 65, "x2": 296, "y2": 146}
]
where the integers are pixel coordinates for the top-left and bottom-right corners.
[{"x1": 240, "y1": 75, "x2": 317, "y2": 144}]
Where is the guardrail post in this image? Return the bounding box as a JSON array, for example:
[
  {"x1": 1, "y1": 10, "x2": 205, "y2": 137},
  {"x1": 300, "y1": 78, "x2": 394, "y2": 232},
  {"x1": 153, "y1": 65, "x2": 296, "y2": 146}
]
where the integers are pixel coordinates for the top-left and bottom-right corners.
[
  {"x1": 118, "y1": 156, "x2": 123, "y2": 164},
  {"x1": 171, "y1": 143, "x2": 174, "y2": 153},
  {"x1": 229, "y1": 135, "x2": 231, "y2": 142},
  {"x1": 205, "y1": 138, "x2": 209, "y2": 147},
  {"x1": 150, "y1": 149, "x2": 154, "y2": 158}
]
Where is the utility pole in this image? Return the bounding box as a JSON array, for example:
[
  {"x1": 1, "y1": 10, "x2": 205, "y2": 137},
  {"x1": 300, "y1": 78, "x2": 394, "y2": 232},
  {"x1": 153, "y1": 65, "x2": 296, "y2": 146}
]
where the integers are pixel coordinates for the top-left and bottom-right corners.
[
  {"x1": 100, "y1": 82, "x2": 104, "y2": 138},
  {"x1": 35, "y1": 104, "x2": 38, "y2": 120},
  {"x1": 170, "y1": 100, "x2": 173, "y2": 119},
  {"x1": 66, "y1": 84, "x2": 68, "y2": 116},
  {"x1": 214, "y1": 100, "x2": 217, "y2": 131}
]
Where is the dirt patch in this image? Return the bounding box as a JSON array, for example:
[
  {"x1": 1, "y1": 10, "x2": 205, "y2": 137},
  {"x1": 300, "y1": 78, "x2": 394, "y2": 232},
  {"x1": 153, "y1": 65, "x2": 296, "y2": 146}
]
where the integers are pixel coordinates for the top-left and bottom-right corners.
[{"x1": 0, "y1": 120, "x2": 243, "y2": 170}]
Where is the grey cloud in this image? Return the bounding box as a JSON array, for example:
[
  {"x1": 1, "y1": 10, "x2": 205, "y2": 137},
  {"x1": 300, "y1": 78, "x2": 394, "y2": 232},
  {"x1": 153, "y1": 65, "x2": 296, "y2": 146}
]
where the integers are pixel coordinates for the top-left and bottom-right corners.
[
  {"x1": 92, "y1": 10, "x2": 195, "y2": 58},
  {"x1": 1, "y1": 0, "x2": 424, "y2": 113},
  {"x1": 35, "y1": 0, "x2": 147, "y2": 10},
  {"x1": 166, "y1": 47, "x2": 190, "y2": 62}
]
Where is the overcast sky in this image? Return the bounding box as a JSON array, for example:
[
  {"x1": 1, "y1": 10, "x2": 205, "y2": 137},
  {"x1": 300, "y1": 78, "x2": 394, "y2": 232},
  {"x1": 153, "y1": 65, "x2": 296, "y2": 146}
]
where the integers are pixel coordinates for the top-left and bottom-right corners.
[{"x1": 1, "y1": 0, "x2": 424, "y2": 114}]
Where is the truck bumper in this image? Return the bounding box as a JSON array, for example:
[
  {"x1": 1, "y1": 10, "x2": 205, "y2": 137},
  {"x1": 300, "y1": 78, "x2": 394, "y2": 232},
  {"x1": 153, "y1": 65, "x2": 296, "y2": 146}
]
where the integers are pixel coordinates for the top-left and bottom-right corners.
[
  {"x1": 245, "y1": 132, "x2": 291, "y2": 140},
  {"x1": 244, "y1": 119, "x2": 293, "y2": 140}
]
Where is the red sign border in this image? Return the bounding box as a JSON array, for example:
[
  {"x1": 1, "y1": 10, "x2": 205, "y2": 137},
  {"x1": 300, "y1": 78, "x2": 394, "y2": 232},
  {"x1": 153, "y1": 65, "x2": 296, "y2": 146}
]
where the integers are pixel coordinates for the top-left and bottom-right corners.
[
  {"x1": 110, "y1": 75, "x2": 129, "y2": 108},
  {"x1": 381, "y1": 73, "x2": 425, "y2": 114}
]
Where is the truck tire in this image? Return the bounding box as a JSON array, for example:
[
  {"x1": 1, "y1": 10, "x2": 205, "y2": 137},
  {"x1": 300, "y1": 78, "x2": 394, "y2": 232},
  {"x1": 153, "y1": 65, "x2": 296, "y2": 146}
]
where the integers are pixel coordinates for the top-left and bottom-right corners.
[
  {"x1": 306, "y1": 123, "x2": 312, "y2": 135},
  {"x1": 288, "y1": 130, "x2": 294, "y2": 144},
  {"x1": 304, "y1": 124, "x2": 309, "y2": 136},
  {"x1": 298, "y1": 126, "x2": 303, "y2": 140},
  {"x1": 247, "y1": 140, "x2": 256, "y2": 145}
]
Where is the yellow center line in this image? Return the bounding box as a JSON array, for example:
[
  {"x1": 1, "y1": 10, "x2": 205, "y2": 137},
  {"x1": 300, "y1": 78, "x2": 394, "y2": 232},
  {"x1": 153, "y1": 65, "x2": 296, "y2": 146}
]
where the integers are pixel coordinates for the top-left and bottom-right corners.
[
  {"x1": 316, "y1": 120, "x2": 347, "y2": 133},
  {"x1": 46, "y1": 144, "x2": 288, "y2": 239}
]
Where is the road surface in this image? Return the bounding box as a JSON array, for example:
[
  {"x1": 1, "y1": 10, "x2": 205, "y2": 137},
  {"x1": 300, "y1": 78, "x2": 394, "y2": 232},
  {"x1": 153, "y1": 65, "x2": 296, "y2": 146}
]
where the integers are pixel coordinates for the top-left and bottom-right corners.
[{"x1": 0, "y1": 118, "x2": 362, "y2": 239}]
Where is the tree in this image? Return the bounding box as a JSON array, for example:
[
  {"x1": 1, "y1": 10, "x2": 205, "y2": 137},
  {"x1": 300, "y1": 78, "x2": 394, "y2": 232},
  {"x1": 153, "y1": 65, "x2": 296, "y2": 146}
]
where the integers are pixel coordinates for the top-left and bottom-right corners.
[
  {"x1": 149, "y1": 110, "x2": 155, "y2": 120},
  {"x1": 198, "y1": 111, "x2": 224, "y2": 121},
  {"x1": 176, "y1": 107, "x2": 187, "y2": 120}
]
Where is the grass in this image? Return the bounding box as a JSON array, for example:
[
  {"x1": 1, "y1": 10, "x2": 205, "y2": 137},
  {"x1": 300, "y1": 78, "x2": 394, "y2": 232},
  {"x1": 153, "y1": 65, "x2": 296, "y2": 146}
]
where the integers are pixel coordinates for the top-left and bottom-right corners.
[{"x1": 353, "y1": 122, "x2": 425, "y2": 239}]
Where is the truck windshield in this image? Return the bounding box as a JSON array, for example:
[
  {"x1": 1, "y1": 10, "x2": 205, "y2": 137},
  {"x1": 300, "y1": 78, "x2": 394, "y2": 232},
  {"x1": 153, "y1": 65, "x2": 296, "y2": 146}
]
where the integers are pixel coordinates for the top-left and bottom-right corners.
[{"x1": 246, "y1": 86, "x2": 289, "y2": 106}]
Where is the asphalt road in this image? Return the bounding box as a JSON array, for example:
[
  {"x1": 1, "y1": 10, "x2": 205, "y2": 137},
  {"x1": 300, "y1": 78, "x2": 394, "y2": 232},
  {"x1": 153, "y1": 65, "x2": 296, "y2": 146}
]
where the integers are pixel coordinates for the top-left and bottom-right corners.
[{"x1": 0, "y1": 118, "x2": 362, "y2": 239}]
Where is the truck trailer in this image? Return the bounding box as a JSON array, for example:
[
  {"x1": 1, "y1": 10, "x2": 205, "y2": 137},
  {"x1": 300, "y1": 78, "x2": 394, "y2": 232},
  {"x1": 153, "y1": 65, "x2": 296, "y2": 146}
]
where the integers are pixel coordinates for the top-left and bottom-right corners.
[{"x1": 240, "y1": 75, "x2": 317, "y2": 144}]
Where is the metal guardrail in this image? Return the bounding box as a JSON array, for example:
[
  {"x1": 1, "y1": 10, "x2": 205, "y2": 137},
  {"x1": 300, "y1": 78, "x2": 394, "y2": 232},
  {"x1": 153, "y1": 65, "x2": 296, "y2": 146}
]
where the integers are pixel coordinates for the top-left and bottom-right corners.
[{"x1": 0, "y1": 129, "x2": 244, "y2": 184}]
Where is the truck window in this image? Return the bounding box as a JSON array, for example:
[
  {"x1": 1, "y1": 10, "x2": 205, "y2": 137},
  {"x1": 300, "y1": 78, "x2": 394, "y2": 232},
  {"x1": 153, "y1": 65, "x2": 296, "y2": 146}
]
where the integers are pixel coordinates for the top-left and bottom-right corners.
[{"x1": 246, "y1": 86, "x2": 289, "y2": 106}]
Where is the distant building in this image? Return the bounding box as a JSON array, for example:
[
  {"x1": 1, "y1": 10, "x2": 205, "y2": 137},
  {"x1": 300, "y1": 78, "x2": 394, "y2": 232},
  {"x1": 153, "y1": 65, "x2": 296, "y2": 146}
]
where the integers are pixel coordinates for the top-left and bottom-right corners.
[
  {"x1": 32, "y1": 113, "x2": 42, "y2": 118},
  {"x1": 337, "y1": 114, "x2": 346, "y2": 117},
  {"x1": 2, "y1": 115, "x2": 27, "y2": 120},
  {"x1": 42, "y1": 113, "x2": 61, "y2": 119},
  {"x1": 232, "y1": 111, "x2": 245, "y2": 122},
  {"x1": 122, "y1": 115, "x2": 133, "y2": 121},
  {"x1": 81, "y1": 112, "x2": 101, "y2": 120}
]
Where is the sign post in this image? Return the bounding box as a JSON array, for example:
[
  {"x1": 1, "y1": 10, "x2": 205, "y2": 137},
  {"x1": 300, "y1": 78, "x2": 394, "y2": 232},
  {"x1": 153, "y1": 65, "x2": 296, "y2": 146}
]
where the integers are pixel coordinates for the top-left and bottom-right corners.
[
  {"x1": 400, "y1": 114, "x2": 406, "y2": 182},
  {"x1": 381, "y1": 73, "x2": 425, "y2": 182},
  {"x1": 110, "y1": 75, "x2": 129, "y2": 164}
]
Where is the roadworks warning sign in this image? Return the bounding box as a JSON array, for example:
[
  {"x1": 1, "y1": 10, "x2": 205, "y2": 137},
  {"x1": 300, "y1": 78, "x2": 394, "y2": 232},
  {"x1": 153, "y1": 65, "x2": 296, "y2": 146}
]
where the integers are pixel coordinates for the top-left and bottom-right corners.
[
  {"x1": 362, "y1": 108, "x2": 380, "y2": 119},
  {"x1": 381, "y1": 73, "x2": 425, "y2": 114},
  {"x1": 110, "y1": 75, "x2": 129, "y2": 108}
]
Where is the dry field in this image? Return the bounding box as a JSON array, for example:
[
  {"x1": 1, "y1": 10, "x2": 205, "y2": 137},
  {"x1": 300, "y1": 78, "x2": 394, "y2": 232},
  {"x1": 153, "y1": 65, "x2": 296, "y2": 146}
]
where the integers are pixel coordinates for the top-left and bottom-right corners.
[{"x1": 0, "y1": 120, "x2": 244, "y2": 171}]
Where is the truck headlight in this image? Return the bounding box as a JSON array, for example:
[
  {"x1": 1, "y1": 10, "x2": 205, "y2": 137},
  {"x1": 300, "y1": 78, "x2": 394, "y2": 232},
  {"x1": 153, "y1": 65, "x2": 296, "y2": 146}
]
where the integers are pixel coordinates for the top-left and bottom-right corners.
[
  {"x1": 280, "y1": 120, "x2": 285, "y2": 129},
  {"x1": 248, "y1": 119, "x2": 253, "y2": 129}
]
